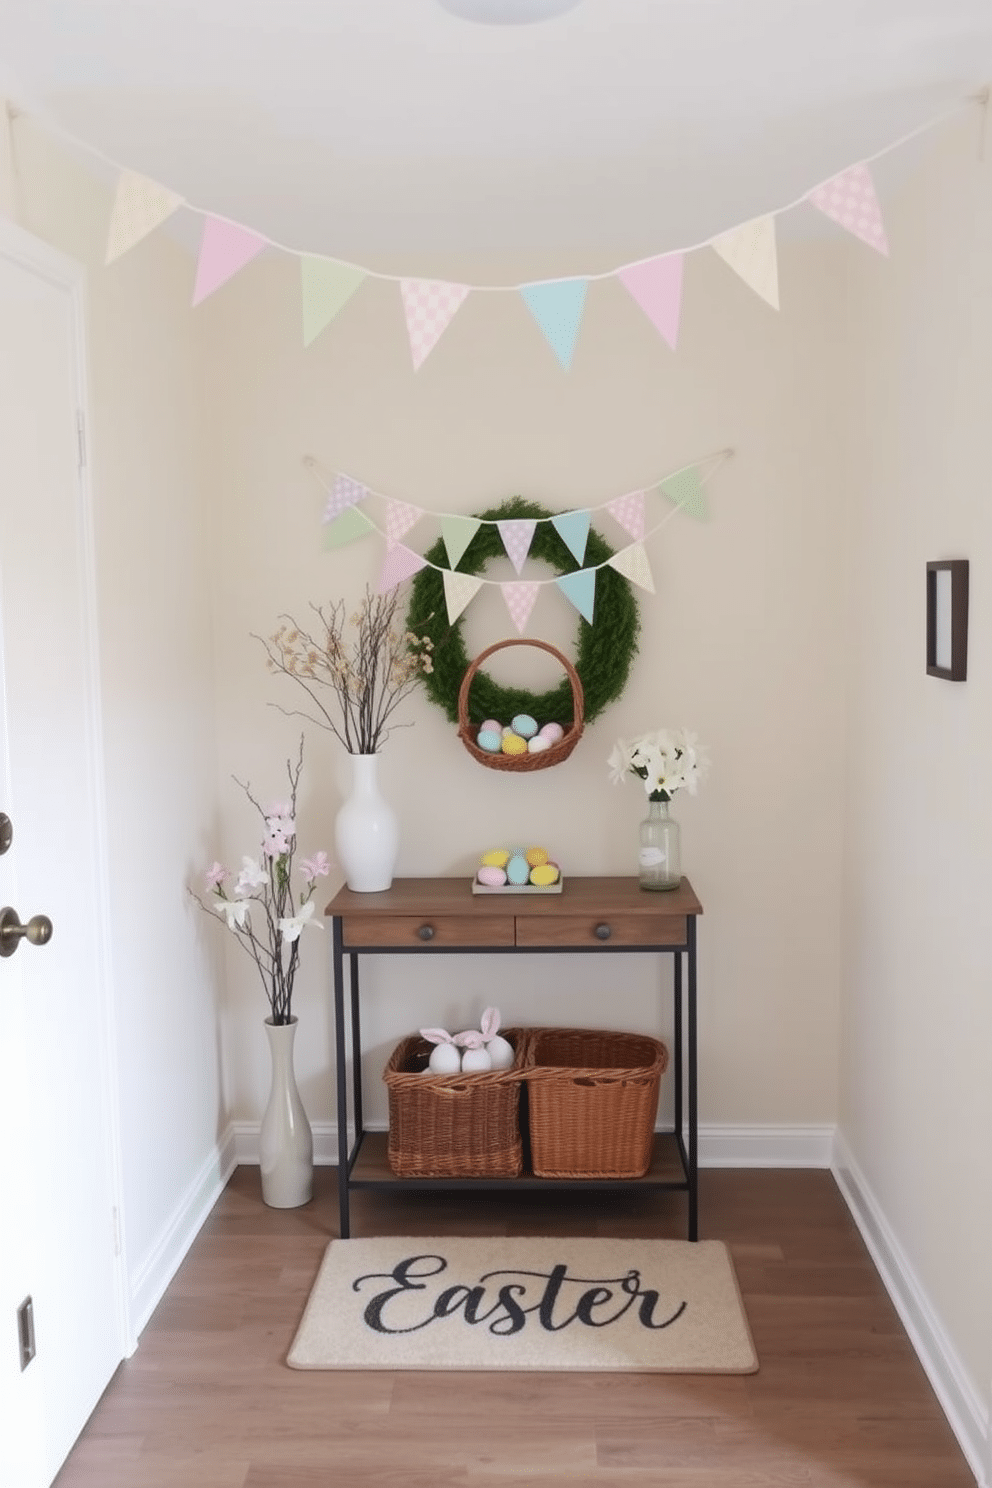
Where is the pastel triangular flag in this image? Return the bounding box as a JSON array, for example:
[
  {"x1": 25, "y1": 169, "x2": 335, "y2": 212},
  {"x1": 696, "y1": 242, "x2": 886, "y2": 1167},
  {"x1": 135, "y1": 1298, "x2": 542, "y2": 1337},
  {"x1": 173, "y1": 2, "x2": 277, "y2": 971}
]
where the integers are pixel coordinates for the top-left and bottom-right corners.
[
  {"x1": 193, "y1": 217, "x2": 267, "y2": 306},
  {"x1": 301, "y1": 257, "x2": 366, "y2": 346},
  {"x1": 442, "y1": 571, "x2": 484, "y2": 624},
  {"x1": 607, "y1": 544, "x2": 655, "y2": 594},
  {"x1": 658, "y1": 466, "x2": 707, "y2": 520},
  {"x1": 606, "y1": 492, "x2": 646, "y2": 541},
  {"x1": 556, "y1": 569, "x2": 596, "y2": 624},
  {"x1": 322, "y1": 506, "x2": 375, "y2": 550},
  {"x1": 323, "y1": 474, "x2": 369, "y2": 524},
  {"x1": 384, "y1": 499, "x2": 422, "y2": 549},
  {"x1": 617, "y1": 253, "x2": 684, "y2": 350},
  {"x1": 806, "y1": 164, "x2": 889, "y2": 256},
  {"x1": 400, "y1": 280, "x2": 470, "y2": 369},
  {"x1": 711, "y1": 216, "x2": 779, "y2": 309},
  {"x1": 551, "y1": 509, "x2": 590, "y2": 566},
  {"x1": 441, "y1": 515, "x2": 481, "y2": 570},
  {"x1": 105, "y1": 171, "x2": 183, "y2": 264},
  {"x1": 377, "y1": 544, "x2": 428, "y2": 594},
  {"x1": 501, "y1": 582, "x2": 540, "y2": 634},
  {"x1": 520, "y1": 280, "x2": 588, "y2": 370},
  {"x1": 497, "y1": 519, "x2": 536, "y2": 575}
]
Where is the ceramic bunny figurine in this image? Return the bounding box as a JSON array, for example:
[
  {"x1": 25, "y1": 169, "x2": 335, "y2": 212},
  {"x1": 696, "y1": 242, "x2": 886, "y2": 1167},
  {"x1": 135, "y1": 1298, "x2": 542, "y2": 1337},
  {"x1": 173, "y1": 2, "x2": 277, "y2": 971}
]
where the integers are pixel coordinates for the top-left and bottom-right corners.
[
  {"x1": 480, "y1": 1006, "x2": 515, "y2": 1070},
  {"x1": 454, "y1": 1028, "x2": 493, "y2": 1073},
  {"x1": 419, "y1": 1027, "x2": 463, "y2": 1074}
]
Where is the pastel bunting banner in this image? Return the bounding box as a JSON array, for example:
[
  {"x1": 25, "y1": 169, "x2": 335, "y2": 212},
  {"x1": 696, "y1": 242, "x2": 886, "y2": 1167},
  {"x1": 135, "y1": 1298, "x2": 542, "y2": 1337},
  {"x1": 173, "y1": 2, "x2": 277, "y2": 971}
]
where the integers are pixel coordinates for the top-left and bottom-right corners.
[
  {"x1": 551, "y1": 509, "x2": 590, "y2": 565},
  {"x1": 501, "y1": 582, "x2": 540, "y2": 634},
  {"x1": 301, "y1": 257, "x2": 366, "y2": 346},
  {"x1": 555, "y1": 569, "x2": 596, "y2": 624},
  {"x1": 441, "y1": 515, "x2": 481, "y2": 570},
  {"x1": 105, "y1": 171, "x2": 183, "y2": 264},
  {"x1": 401, "y1": 279, "x2": 470, "y2": 369},
  {"x1": 377, "y1": 543, "x2": 428, "y2": 593},
  {"x1": 658, "y1": 466, "x2": 707, "y2": 520},
  {"x1": 442, "y1": 570, "x2": 484, "y2": 624},
  {"x1": 322, "y1": 505, "x2": 375, "y2": 550},
  {"x1": 806, "y1": 164, "x2": 889, "y2": 255},
  {"x1": 711, "y1": 215, "x2": 779, "y2": 309},
  {"x1": 607, "y1": 543, "x2": 655, "y2": 593},
  {"x1": 606, "y1": 491, "x2": 646, "y2": 541},
  {"x1": 520, "y1": 279, "x2": 588, "y2": 370},
  {"x1": 384, "y1": 499, "x2": 421, "y2": 549},
  {"x1": 497, "y1": 519, "x2": 536, "y2": 575},
  {"x1": 618, "y1": 253, "x2": 685, "y2": 350},
  {"x1": 323, "y1": 473, "x2": 369, "y2": 523},
  {"x1": 192, "y1": 216, "x2": 268, "y2": 306}
]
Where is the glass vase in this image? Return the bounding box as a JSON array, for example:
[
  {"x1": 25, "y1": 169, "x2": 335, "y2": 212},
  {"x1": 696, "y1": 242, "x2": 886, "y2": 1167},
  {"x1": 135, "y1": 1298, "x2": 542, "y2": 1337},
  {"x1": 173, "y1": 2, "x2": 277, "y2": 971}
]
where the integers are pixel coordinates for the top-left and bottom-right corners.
[{"x1": 638, "y1": 798, "x2": 681, "y2": 892}]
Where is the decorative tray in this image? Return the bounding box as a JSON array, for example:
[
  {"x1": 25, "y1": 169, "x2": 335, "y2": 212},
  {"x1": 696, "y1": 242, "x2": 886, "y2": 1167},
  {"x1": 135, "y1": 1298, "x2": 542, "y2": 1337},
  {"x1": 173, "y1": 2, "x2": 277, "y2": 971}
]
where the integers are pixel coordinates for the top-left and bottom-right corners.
[{"x1": 471, "y1": 877, "x2": 564, "y2": 895}]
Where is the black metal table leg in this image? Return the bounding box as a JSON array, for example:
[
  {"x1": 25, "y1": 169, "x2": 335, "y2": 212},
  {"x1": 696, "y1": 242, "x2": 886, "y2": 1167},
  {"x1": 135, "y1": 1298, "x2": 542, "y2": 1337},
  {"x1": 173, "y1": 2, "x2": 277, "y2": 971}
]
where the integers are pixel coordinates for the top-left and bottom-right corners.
[
  {"x1": 332, "y1": 916, "x2": 350, "y2": 1239},
  {"x1": 687, "y1": 916, "x2": 698, "y2": 1241}
]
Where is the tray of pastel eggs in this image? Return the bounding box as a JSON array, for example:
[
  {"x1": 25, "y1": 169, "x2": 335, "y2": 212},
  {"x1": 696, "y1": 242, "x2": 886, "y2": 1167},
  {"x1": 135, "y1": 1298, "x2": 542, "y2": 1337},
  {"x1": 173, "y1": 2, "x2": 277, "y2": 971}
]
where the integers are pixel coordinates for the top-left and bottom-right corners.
[{"x1": 473, "y1": 846, "x2": 563, "y2": 894}]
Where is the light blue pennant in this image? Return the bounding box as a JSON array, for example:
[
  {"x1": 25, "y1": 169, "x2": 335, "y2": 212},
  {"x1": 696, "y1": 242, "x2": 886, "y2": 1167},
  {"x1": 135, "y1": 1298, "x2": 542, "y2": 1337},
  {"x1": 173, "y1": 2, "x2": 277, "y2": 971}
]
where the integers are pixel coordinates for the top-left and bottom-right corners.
[
  {"x1": 556, "y1": 568, "x2": 596, "y2": 624},
  {"x1": 658, "y1": 466, "x2": 707, "y2": 520},
  {"x1": 520, "y1": 279, "x2": 588, "y2": 370},
  {"x1": 551, "y1": 509, "x2": 590, "y2": 565}
]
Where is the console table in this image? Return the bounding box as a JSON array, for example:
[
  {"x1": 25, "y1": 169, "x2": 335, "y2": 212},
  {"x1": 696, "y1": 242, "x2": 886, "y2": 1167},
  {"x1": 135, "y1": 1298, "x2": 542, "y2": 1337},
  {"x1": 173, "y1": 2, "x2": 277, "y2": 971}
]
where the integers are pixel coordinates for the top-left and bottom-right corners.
[{"x1": 326, "y1": 875, "x2": 703, "y2": 1240}]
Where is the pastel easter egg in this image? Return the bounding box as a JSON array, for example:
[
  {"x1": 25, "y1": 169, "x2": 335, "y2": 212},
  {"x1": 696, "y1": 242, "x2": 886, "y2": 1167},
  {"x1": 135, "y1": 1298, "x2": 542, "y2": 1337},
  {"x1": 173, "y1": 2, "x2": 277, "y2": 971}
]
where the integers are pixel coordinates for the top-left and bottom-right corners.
[
  {"x1": 530, "y1": 862, "x2": 560, "y2": 887},
  {"x1": 539, "y1": 721, "x2": 564, "y2": 744},
  {"x1": 506, "y1": 854, "x2": 530, "y2": 885},
  {"x1": 501, "y1": 733, "x2": 527, "y2": 756},
  {"x1": 501, "y1": 725, "x2": 516, "y2": 738},
  {"x1": 511, "y1": 713, "x2": 538, "y2": 739},
  {"x1": 528, "y1": 735, "x2": 551, "y2": 754},
  {"x1": 476, "y1": 864, "x2": 507, "y2": 888},
  {"x1": 526, "y1": 846, "x2": 549, "y2": 867},
  {"x1": 476, "y1": 728, "x2": 502, "y2": 753},
  {"x1": 481, "y1": 848, "x2": 510, "y2": 868},
  {"x1": 480, "y1": 719, "x2": 502, "y2": 734}
]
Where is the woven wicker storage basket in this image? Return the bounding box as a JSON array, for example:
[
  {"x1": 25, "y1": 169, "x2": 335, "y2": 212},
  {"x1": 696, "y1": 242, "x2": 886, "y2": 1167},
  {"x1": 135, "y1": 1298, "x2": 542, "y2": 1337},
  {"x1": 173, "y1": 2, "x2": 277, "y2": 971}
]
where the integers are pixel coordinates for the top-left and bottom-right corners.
[
  {"x1": 383, "y1": 1029, "x2": 528, "y2": 1178},
  {"x1": 456, "y1": 638, "x2": 584, "y2": 772},
  {"x1": 523, "y1": 1027, "x2": 669, "y2": 1179}
]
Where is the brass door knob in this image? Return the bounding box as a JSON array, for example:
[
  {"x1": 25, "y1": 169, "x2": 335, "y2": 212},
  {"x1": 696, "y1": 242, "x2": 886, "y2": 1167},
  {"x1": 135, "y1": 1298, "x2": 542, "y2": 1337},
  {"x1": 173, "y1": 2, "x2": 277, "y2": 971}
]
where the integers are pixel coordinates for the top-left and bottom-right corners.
[{"x1": 0, "y1": 906, "x2": 54, "y2": 958}]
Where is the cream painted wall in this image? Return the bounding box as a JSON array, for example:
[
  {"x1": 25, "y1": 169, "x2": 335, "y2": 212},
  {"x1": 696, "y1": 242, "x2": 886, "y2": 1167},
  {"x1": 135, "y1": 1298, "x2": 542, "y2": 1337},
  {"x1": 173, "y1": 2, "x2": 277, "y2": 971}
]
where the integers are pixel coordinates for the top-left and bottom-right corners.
[
  {"x1": 8, "y1": 119, "x2": 226, "y2": 1302},
  {"x1": 196, "y1": 233, "x2": 848, "y2": 1135},
  {"x1": 840, "y1": 113, "x2": 992, "y2": 1430}
]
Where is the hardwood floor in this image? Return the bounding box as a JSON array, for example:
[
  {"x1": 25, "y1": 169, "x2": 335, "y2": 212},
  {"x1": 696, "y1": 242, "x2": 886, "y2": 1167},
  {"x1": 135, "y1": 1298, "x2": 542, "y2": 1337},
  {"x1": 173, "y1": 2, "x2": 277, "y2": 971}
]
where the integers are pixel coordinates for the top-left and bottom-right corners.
[{"x1": 55, "y1": 1166, "x2": 976, "y2": 1488}]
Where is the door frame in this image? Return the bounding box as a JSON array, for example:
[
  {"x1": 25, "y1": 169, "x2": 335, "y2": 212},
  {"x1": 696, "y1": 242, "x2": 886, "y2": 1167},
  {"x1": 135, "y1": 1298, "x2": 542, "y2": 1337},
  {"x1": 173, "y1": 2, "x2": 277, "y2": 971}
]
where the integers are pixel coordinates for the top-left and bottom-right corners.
[{"x1": 0, "y1": 213, "x2": 131, "y2": 1359}]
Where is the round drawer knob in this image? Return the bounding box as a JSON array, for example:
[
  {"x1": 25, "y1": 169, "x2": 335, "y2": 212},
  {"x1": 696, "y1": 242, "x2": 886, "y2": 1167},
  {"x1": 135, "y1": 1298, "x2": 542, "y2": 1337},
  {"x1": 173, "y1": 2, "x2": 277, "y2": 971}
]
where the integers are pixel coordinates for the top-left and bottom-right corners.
[
  {"x1": 594, "y1": 922, "x2": 611, "y2": 941},
  {"x1": 417, "y1": 924, "x2": 435, "y2": 941}
]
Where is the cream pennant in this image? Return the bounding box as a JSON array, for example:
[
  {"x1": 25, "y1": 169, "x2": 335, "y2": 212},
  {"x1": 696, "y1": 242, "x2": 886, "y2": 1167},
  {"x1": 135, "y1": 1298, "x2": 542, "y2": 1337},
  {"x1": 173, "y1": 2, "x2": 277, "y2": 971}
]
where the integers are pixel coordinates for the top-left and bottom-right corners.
[
  {"x1": 501, "y1": 582, "x2": 540, "y2": 634},
  {"x1": 105, "y1": 171, "x2": 183, "y2": 264},
  {"x1": 605, "y1": 492, "x2": 646, "y2": 541},
  {"x1": 607, "y1": 544, "x2": 655, "y2": 593},
  {"x1": 384, "y1": 499, "x2": 421, "y2": 549},
  {"x1": 442, "y1": 571, "x2": 484, "y2": 624},
  {"x1": 711, "y1": 215, "x2": 779, "y2": 309},
  {"x1": 400, "y1": 280, "x2": 470, "y2": 369},
  {"x1": 441, "y1": 515, "x2": 481, "y2": 570}
]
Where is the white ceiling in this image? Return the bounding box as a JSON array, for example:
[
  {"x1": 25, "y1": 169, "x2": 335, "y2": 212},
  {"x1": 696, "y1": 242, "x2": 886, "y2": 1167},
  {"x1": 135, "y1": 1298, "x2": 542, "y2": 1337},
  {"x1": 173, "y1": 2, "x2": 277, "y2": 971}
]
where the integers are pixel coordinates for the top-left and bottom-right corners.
[{"x1": 1, "y1": 0, "x2": 991, "y2": 268}]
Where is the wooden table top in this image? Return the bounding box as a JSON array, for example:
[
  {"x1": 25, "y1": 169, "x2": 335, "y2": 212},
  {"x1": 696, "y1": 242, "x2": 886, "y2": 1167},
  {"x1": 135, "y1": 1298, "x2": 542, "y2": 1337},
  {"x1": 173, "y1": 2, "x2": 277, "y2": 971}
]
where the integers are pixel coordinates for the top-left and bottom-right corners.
[{"x1": 325, "y1": 874, "x2": 702, "y2": 921}]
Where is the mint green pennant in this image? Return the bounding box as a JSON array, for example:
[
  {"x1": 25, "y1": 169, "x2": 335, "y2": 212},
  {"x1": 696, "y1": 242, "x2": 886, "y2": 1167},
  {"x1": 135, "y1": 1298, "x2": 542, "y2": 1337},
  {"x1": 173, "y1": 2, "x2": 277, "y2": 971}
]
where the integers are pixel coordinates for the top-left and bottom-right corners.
[
  {"x1": 441, "y1": 515, "x2": 481, "y2": 570},
  {"x1": 302, "y1": 257, "x2": 366, "y2": 348},
  {"x1": 322, "y1": 505, "x2": 375, "y2": 550},
  {"x1": 555, "y1": 568, "x2": 596, "y2": 624},
  {"x1": 551, "y1": 509, "x2": 590, "y2": 566},
  {"x1": 520, "y1": 279, "x2": 588, "y2": 370},
  {"x1": 658, "y1": 466, "x2": 708, "y2": 520}
]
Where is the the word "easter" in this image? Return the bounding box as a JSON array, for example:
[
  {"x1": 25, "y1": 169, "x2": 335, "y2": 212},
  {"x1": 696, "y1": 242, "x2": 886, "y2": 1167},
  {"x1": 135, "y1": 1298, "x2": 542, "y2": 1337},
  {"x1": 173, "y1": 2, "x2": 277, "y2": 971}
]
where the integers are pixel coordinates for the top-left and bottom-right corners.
[{"x1": 354, "y1": 1253, "x2": 688, "y2": 1336}]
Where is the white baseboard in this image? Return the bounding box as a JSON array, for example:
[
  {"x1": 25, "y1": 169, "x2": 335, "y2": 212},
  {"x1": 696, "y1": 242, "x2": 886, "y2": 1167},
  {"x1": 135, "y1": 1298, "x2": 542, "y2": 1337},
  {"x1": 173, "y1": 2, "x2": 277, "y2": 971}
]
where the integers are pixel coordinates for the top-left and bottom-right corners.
[
  {"x1": 127, "y1": 1128, "x2": 239, "y2": 1346},
  {"x1": 832, "y1": 1130, "x2": 988, "y2": 1488}
]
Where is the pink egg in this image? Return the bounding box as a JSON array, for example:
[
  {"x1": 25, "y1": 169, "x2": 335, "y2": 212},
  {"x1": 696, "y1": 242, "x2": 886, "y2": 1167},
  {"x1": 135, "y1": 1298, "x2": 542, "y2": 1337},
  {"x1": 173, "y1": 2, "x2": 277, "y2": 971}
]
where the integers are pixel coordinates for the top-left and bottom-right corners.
[
  {"x1": 480, "y1": 719, "x2": 502, "y2": 734},
  {"x1": 539, "y1": 721, "x2": 564, "y2": 743},
  {"x1": 476, "y1": 865, "x2": 507, "y2": 887}
]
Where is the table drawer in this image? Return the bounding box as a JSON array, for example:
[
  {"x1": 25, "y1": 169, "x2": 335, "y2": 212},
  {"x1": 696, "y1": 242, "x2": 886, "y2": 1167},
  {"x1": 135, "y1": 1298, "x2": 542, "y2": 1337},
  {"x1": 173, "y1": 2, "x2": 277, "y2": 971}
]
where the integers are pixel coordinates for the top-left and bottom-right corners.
[
  {"x1": 514, "y1": 913, "x2": 687, "y2": 949},
  {"x1": 341, "y1": 914, "x2": 516, "y2": 949}
]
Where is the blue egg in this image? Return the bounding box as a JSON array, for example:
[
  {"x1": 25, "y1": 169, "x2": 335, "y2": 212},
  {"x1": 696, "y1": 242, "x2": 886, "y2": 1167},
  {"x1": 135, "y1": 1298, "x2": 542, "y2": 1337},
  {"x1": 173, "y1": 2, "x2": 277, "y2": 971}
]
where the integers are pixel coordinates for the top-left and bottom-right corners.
[
  {"x1": 476, "y1": 728, "x2": 503, "y2": 753},
  {"x1": 506, "y1": 854, "x2": 530, "y2": 885},
  {"x1": 511, "y1": 713, "x2": 538, "y2": 739}
]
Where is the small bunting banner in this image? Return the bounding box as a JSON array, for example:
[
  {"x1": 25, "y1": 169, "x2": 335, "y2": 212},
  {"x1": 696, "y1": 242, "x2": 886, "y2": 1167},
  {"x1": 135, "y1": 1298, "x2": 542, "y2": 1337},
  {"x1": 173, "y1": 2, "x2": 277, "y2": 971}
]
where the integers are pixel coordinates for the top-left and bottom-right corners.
[
  {"x1": 497, "y1": 519, "x2": 537, "y2": 575},
  {"x1": 322, "y1": 505, "x2": 375, "y2": 550},
  {"x1": 711, "y1": 215, "x2": 779, "y2": 310},
  {"x1": 105, "y1": 171, "x2": 183, "y2": 264},
  {"x1": 551, "y1": 509, "x2": 591, "y2": 566},
  {"x1": 301, "y1": 257, "x2": 366, "y2": 347},
  {"x1": 377, "y1": 544, "x2": 428, "y2": 593},
  {"x1": 441, "y1": 515, "x2": 481, "y2": 570},
  {"x1": 556, "y1": 569, "x2": 596, "y2": 624},
  {"x1": 617, "y1": 253, "x2": 685, "y2": 350},
  {"x1": 501, "y1": 582, "x2": 540, "y2": 634},
  {"x1": 400, "y1": 279, "x2": 470, "y2": 369},
  {"x1": 323, "y1": 474, "x2": 369, "y2": 524},
  {"x1": 806, "y1": 164, "x2": 889, "y2": 255},
  {"x1": 520, "y1": 279, "x2": 588, "y2": 370},
  {"x1": 606, "y1": 491, "x2": 646, "y2": 541},
  {"x1": 192, "y1": 217, "x2": 267, "y2": 306},
  {"x1": 442, "y1": 571, "x2": 484, "y2": 624},
  {"x1": 607, "y1": 543, "x2": 655, "y2": 593}
]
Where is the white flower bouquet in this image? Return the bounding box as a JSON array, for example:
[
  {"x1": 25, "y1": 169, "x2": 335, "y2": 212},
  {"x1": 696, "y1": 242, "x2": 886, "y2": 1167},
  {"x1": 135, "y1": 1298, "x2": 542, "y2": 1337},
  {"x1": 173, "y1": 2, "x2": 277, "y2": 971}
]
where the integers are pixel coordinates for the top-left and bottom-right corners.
[{"x1": 607, "y1": 728, "x2": 709, "y2": 802}]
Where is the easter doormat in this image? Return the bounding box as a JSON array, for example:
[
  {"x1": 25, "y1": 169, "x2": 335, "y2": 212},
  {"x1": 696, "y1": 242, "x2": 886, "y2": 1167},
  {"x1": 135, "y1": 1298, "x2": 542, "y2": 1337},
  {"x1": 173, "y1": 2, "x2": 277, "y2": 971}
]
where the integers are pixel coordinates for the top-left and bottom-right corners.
[{"x1": 287, "y1": 1236, "x2": 757, "y2": 1373}]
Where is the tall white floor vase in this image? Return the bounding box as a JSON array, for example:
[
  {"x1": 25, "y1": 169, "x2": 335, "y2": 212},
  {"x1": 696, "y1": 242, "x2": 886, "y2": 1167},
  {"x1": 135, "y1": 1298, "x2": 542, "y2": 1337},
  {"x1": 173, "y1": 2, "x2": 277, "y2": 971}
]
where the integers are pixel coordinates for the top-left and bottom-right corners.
[
  {"x1": 259, "y1": 1017, "x2": 313, "y2": 1208},
  {"x1": 334, "y1": 751, "x2": 399, "y2": 892}
]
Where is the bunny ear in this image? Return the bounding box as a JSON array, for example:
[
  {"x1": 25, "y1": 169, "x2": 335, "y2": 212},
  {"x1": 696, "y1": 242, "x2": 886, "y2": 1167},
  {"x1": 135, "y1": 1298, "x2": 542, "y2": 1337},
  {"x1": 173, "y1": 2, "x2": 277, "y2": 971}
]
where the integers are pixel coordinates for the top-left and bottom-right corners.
[
  {"x1": 480, "y1": 1007, "x2": 501, "y2": 1039},
  {"x1": 419, "y1": 1027, "x2": 454, "y2": 1045},
  {"x1": 453, "y1": 1029, "x2": 483, "y2": 1048}
]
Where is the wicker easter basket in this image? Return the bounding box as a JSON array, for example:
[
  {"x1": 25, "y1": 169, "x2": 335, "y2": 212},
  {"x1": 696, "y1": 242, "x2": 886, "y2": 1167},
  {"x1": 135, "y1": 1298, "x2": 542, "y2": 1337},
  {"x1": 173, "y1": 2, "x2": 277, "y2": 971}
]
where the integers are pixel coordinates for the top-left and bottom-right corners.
[{"x1": 456, "y1": 638, "x2": 585, "y2": 772}]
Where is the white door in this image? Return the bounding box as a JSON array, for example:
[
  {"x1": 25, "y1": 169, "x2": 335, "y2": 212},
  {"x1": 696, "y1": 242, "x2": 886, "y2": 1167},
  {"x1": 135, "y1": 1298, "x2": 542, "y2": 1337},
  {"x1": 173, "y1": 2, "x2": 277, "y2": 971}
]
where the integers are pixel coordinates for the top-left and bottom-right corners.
[{"x1": 0, "y1": 221, "x2": 126, "y2": 1487}]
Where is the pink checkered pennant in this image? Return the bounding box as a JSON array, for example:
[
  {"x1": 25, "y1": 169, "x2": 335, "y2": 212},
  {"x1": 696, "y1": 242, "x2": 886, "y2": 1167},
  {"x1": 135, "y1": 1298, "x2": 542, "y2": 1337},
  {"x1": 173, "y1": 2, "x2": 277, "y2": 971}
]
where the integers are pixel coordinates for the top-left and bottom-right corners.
[
  {"x1": 323, "y1": 474, "x2": 369, "y2": 524},
  {"x1": 400, "y1": 279, "x2": 470, "y2": 370},
  {"x1": 497, "y1": 519, "x2": 536, "y2": 575},
  {"x1": 501, "y1": 582, "x2": 540, "y2": 634},
  {"x1": 377, "y1": 544, "x2": 428, "y2": 594},
  {"x1": 384, "y1": 499, "x2": 421, "y2": 550},
  {"x1": 606, "y1": 492, "x2": 646, "y2": 542},
  {"x1": 807, "y1": 165, "x2": 889, "y2": 256}
]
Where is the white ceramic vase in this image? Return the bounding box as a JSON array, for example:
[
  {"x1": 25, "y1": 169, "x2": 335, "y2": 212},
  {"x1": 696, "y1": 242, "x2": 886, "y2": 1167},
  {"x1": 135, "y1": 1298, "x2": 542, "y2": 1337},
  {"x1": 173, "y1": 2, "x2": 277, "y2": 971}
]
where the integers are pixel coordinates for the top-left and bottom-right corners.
[
  {"x1": 334, "y1": 751, "x2": 398, "y2": 892},
  {"x1": 259, "y1": 1017, "x2": 313, "y2": 1209}
]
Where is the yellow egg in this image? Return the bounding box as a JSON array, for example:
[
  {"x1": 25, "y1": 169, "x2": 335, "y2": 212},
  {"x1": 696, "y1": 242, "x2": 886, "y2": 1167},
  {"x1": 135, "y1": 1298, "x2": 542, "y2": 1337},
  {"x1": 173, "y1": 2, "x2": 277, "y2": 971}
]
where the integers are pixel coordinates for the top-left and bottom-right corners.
[
  {"x1": 501, "y1": 733, "x2": 527, "y2": 756},
  {"x1": 530, "y1": 863, "x2": 560, "y2": 887},
  {"x1": 525, "y1": 846, "x2": 548, "y2": 867},
  {"x1": 481, "y1": 849, "x2": 510, "y2": 868}
]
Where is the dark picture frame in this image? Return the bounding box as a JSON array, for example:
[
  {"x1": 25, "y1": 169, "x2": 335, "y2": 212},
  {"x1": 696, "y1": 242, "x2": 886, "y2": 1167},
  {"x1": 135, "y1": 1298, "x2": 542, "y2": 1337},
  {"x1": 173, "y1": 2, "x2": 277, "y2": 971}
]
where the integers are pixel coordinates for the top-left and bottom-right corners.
[{"x1": 926, "y1": 559, "x2": 969, "y2": 681}]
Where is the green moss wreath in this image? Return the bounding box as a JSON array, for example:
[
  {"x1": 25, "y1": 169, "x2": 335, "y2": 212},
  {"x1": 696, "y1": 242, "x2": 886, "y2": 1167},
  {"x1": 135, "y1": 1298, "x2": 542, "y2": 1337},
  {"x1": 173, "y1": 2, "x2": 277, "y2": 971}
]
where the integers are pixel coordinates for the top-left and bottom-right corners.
[{"x1": 406, "y1": 497, "x2": 640, "y2": 729}]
